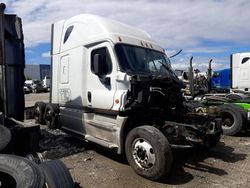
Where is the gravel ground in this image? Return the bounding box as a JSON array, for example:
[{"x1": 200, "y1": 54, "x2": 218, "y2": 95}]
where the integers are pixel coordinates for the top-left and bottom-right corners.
[
  {"x1": 25, "y1": 92, "x2": 49, "y2": 107},
  {"x1": 26, "y1": 93, "x2": 250, "y2": 188}
]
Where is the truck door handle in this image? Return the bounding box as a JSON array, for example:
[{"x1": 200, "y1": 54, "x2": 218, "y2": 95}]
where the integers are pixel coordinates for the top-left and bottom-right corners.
[{"x1": 88, "y1": 91, "x2": 91, "y2": 103}]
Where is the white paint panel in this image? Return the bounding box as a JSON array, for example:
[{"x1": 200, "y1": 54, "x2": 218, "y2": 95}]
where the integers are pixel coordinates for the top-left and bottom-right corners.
[
  {"x1": 232, "y1": 52, "x2": 250, "y2": 89},
  {"x1": 86, "y1": 42, "x2": 117, "y2": 110},
  {"x1": 60, "y1": 55, "x2": 69, "y2": 84},
  {"x1": 240, "y1": 68, "x2": 249, "y2": 80}
]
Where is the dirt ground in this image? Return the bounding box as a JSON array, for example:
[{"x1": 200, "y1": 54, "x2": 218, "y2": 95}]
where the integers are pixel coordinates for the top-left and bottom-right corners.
[{"x1": 25, "y1": 93, "x2": 250, "y2": 188}]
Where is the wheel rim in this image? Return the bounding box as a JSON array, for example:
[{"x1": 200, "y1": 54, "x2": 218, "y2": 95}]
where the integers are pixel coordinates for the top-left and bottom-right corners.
[
  {"x1": 45, "y1": 109, "x2": 53, "y2": 123},
  {"x1": 34, "y1": 106, "x2": 40, "y2": 121},
  {"x1": 132, "y1": 138, "x2": 155, "y2": 169},
  {"x1": 221, "y1": 112, "x2": 234, "y2": 129}
]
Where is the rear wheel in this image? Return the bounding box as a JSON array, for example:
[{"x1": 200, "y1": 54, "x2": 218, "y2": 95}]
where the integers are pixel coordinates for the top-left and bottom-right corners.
[
  {"x1": 125, "y1": 126, "x2": 173, "y2": 180},
  {"x1": 219, "y1": 104, "x2": 246, "y2": 135},
  {"x1": 34, "y1": 102, "x2": 46, "y2": 124},
  {"x1": 44, "y1": 104, "x2": 59, "y2": 129}
]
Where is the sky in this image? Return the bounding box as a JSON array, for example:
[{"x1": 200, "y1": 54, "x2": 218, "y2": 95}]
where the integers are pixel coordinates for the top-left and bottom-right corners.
[{"x1": 2, "y1": 0, "x2": 250, "y2": 72}]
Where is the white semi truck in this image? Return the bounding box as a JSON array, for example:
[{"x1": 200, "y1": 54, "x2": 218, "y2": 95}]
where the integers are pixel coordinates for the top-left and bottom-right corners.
[
  {"x1": 34, "y1": 14, "x2": 222, "y2": 180},
  {"x1": 231, "y1": 52, "x2": 250, "y2": 92}
]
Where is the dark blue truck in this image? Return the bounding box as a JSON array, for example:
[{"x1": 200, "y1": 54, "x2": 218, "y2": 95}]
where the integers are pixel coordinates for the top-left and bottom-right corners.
[{"x1": 210, "y1": 68, "x2": 231, "y2": 93}]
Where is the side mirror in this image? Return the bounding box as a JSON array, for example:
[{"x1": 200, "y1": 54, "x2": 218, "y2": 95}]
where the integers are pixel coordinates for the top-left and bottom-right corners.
[{"x1": 93, "y1": 54, "x2": 106, "y2": 76}]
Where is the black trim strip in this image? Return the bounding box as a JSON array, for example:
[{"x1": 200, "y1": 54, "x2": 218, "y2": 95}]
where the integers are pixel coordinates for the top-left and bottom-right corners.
[
  {"x1": 60, "y1": 104, "x2": 119, "y2": 116},
  {"x1": 230, "y1": 54, "x2": 232, "y2": 88},
  {"x1": 49, "y1": 24, "x2": 54, "y2": 103}
]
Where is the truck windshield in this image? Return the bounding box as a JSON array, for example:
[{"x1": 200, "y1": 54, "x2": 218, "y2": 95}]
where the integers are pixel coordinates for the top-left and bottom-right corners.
[{"x1": 115, "y1": 44, "x2": 175, "y2": 76}]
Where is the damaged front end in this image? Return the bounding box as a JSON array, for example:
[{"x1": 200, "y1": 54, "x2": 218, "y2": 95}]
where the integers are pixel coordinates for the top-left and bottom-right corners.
[
  {"x1": 123, "y1": 73, "x2": 184, "y2": 112},
  {"x1": 161, "y1": 111, "x2": 222, "y2": 148},
  {"x1": 122, "y1": 73, "x2": 222, "y2": 148}
]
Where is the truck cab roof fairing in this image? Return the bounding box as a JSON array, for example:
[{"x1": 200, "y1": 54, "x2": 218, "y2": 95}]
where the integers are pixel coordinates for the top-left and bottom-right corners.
[{"x1": 55, "y1": 14, "x2": 163, "y2": 53}]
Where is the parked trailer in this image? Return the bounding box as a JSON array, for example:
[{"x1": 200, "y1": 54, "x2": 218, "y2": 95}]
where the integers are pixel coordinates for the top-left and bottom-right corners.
[
  {"x1": 34, "y1": 14, "x2": 222, "y2": 180},
  {"x1": 0, "y1": 4, "x2": 74, "y2": 187}
]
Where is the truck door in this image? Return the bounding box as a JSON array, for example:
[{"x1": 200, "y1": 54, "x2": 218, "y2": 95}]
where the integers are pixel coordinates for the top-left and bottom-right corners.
[
  {"x1": 239, "y1": 55, "x2": 250, "y2": 89},
  {"x1": 86, "y1": 42, "x2": 117, "y2": 110}
]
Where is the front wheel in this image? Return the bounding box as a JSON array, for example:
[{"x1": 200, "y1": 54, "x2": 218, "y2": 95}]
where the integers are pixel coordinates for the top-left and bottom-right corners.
[{"x1": 125, "y1": 126, "x2": 173, "y2": 180}]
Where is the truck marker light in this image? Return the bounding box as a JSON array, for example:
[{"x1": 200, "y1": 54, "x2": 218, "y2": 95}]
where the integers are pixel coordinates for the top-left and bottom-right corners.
[
  {"x1": 115, "y1": 99, "x2": 120, "y2": 104},
  {"x1": 118, "y1": 36, "x2": 122, "y2": 42},
  {"x1": 140, "y1": 41, "x2": 144, "y2": 46},
  {"x1": 145, "y1": 43, "x2": 148, "y2": 47},
  {"x1": 150, "y1": 44, "x2": 153, "y2": 48}
]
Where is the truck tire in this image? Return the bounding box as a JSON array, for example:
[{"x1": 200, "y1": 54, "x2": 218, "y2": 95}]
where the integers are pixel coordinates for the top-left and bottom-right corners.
[
  {"x1": 225, "y1": 93, "x2": 245, "y2": 101},
  {"x1": 34, "y1": 102, "x2": 46, "y2": 124},
  {"x1": 44, "y1": 104, "x2": 59, "y2": 129},
  {"x1": 0, "y1": 154, "x2": 45, "y2": 188},
  {"x1": 0, "y1": 125, "x2": 11, "y2": 152},
  {"x1": 125, "y1": 125, "x2": 173, "y2": 180},
  {"x1": 219, "y1": 104, "x2": 246, "y2": 136},
  {"x1": 39, "y1": 160, "x2": 74, "y2": 188},
  {"x1": 26, "y1": 152, "x2": 45, "y2": 164}
]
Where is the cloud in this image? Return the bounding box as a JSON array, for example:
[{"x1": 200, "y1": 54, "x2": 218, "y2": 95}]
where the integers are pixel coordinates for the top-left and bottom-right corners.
[
  {"x1": 171, "y1": 56, "x2": 229, "y2": 72},
  {"x1": 165, "y1": 49, "x2": 178, "y2": 57},
  {"x1": 1, "y1": 0, "x2": 249, "y2": 50},
  {"x1": 184, "y1": 47, "x2": 228, "y2": 54},
  {"x1": 41, "y1": 51, "x2": 50, "y2": 58}
]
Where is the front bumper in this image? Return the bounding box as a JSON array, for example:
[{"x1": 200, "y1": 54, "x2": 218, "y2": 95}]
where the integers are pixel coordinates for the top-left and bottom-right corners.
[{"x1": 163, "y1": 117, "x2": 222, "y2": 148}]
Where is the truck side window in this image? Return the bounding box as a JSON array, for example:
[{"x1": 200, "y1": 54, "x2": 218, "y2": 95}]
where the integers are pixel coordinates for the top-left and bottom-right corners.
[
  {"x1": 63, "y1": 26, "x2": 74, "y2": 43},
  {"x1": 91, "y1": 47, "x2": 112, "y2": 75},
  {"x1": 241, "y1": 57, "x2": 250, "y2": 64}
]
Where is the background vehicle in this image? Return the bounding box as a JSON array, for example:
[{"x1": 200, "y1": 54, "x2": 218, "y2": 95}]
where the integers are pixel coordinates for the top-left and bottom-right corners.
[
  {"x1": 24, "y1": 83, "x2": 32, "y2": 94},
  {"x1": 42, "y1": 75, "x2": 51, "y2": 92},
  {"x1": 175, "y1": 68, "x2": 208, "y2": 97},
  {"x1": 182, "y1": 57, "x2": 250, "y2": 136},
  {"x1": 209, "y1": 53, "x2": 250, "y2": 93},
  {"x1": 34, "y1": 14, "x2": 222, "y2": 180},
  {"x1": 25, "y1": 79, "x2": 45, "y2": 93},
  {"x1": 210, "y1": 69, "x2": 231, "y2": 93},
  {"x1": 197, "y1": 94, "x2": 250, "y2": 135}
]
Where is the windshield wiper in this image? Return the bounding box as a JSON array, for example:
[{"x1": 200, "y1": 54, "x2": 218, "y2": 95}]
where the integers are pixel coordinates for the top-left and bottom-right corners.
[{"x1": 158, "y1": 60, "x2": 171, "y2": 72}]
